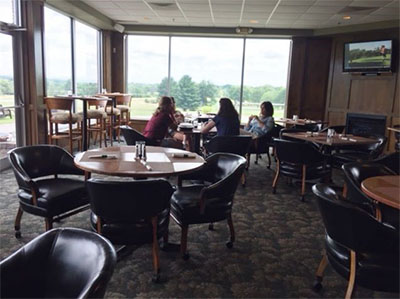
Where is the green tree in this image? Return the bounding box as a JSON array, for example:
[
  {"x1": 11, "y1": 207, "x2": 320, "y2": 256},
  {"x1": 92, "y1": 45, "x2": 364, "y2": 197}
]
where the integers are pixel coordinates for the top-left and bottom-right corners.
[
  {"x1": 158, "y1": 77, "x2": 178, "y2": 97},
  {"x1": 198, "y1": 80, "x2": 217, "y2": 105},
  {"x1": 0, "y1": 78, "x2": 13, "y2": 95},
  {"x1": 226, "y1": 85, "x2": 240, "y2": 105},
  {"x1": 176, "y1": 75, "x2": 200, "y2": 111}
]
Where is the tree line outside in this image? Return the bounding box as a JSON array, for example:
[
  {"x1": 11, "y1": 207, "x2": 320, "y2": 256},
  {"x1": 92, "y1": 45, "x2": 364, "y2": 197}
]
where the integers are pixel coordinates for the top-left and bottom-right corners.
[{"x1": 127, "y1": 75, "x2": 286, "y2": 113}]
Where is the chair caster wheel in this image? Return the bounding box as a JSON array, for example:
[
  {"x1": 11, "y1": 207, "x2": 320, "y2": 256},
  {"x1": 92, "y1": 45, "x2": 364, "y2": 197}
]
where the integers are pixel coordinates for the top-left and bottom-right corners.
[
  {"x1": 226, "y1": 241, "x2": 233, "y2": 249},
  {"x1": 152, "y1": 273, "x2": 161, "y2": 283},
  {"x1": 182, "y1": 253, "x2": 190, "y2": 260},
  {"x1": 15, "y1": 231, "x2": 21, "y2": 239},
  {"x1": 312, "y1": 281, "x2": 322, "y2": 292}
]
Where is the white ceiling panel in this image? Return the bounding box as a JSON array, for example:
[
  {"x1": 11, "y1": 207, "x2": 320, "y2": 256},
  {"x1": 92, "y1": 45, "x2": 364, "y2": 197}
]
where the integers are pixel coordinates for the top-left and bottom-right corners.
[{"x1": 80, "y1": 0, "x2": 399, "y2": 30}]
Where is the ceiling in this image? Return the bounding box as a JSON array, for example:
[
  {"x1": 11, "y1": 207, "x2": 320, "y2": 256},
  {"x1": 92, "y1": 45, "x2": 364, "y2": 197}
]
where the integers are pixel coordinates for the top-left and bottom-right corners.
[{"x1": 80, "y1": 0, "x2": 400, "y2": 30}]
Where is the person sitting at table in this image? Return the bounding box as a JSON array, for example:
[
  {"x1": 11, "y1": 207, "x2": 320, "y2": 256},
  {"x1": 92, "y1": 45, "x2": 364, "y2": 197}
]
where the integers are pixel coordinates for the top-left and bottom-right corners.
[
  {"x1": 161, "y1": 110, "x2": 186, "y2": 149},
  {"x1": 201, "y1": 98, "x2": 240, "y2": 136},
  {"x1": 143, "y1": 96, "x2": 176, "y2": 144},
  {"x1": 244, "y1": 101, "x2": 274, "y2": 137}
]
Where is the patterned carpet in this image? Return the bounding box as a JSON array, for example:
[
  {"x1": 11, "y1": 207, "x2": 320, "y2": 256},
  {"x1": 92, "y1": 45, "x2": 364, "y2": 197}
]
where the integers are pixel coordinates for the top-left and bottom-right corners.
[{"x1": 0, "y1": 150, "x2": 398, "y2": 298}]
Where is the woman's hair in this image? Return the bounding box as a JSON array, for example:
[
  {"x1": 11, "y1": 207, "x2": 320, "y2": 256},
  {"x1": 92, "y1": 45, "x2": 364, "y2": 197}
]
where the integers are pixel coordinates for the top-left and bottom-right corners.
[
  {"x1": 218, "y1": 98, "x2": 239, "y2": 119},
  {"x1": 154, "y1": 96, "x2": 174, "y2": 116},
  {"x1": 260, "y1": 101, "x2": 274, "y2": 117}
]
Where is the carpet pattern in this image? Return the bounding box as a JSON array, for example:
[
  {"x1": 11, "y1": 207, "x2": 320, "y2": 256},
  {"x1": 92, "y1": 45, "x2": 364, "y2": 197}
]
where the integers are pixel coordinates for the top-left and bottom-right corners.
[{"x1": 0, "y1": 152, "x2": 397, "y2": 298}]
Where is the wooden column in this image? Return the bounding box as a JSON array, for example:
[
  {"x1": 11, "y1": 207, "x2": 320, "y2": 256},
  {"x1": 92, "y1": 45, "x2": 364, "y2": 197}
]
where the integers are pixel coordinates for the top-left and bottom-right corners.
[{"x1": 111, "y1": 32, "x2": 125, "y2": 93}]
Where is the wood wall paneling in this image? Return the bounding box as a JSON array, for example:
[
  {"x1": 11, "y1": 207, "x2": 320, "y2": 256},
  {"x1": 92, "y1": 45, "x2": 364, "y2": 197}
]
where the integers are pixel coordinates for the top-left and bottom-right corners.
[
  {"x1": 111, "y1": 32, "x2": 125, "y2": 93},
  {"x1": 102, "y1": 30, "x2": 112, "y2": 91}
]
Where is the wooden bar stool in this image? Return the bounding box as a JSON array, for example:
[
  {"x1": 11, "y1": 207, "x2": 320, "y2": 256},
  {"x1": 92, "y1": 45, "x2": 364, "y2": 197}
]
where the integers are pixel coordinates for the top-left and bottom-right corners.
[
  {"x1": 45, "y1": 97, "x2": 82, "y2": 154},
  {"x1": 116, "y1": 94, "x2": 132, "y2": 126},
  {"x1": 103, "y1": 101, "x2": 121, "y2": 146},
  {"x1": 83, "y1": 99, "x2": 108, "y2": 148}
]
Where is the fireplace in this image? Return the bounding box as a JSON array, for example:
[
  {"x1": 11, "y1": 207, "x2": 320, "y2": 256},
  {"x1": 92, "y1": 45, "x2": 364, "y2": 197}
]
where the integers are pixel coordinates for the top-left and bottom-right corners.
[{"x1": 346, "y1": 113, "x2": 387, "y2": 137}]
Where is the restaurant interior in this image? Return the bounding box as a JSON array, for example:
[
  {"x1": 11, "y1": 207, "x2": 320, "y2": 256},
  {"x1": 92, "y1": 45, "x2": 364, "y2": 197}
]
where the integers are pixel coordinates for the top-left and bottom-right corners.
[{"x1": 0, "y1": 0, "x2": 399, "y2": 298}]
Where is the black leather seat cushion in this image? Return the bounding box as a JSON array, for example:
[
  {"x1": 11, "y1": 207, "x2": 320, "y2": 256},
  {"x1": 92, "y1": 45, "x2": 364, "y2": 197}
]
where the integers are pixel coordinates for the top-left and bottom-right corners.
[
  {"x1": 280, "y1": 162, "x2": 331, "y2": 180},
  {"x1": 325, "y1": 235, "x2": 399, "y2": 292},
  {"x1": 18, "y1": 178, "x2": 87, "y2": 217},
  {"x1": 90, "y1": 208, "x2": 170, "y2": 245},
  {"x1": 171, "y1": 185, "x2": 233, "y2": 225}
]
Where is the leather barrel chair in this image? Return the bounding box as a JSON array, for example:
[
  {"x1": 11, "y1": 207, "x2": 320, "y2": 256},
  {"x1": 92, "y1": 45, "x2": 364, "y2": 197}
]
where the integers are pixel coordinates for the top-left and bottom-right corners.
[
  {"x1": 120, "y1": 125, "x2": 159, "y2": 146},
  {"x1": 342, "y1": 162, "x2": 398, "y2": 229},
  {"x1": 86, "y1": 179, "x2": 175, "y2": 282},
  {"x1": 171, "y1": 153, "x2": 247, "y2": 260},
  {"x1": 0, "y1": 228, "x2": 117, "y2": 298},
  {"x1": 332, "y1": 135, "x2": 387, "y2": 168},
  {"x1": 203, "y1": 135, "x2": 252, "y2": 186},
  {"x1": 8, "y1": 145, "x2": 89, "y2": 237},
  {"x1": 312, "y1": 184, "x2": 399, "y2": 298},
  {"x1": 272, "y1": 138, "x2": 332, "y2": 201}
]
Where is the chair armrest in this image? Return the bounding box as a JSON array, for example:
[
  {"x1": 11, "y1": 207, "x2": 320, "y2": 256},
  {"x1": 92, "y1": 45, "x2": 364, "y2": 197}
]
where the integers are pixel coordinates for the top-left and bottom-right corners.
[{"x1": 58, "y1": 152, "x2": 84, "y2": 176}]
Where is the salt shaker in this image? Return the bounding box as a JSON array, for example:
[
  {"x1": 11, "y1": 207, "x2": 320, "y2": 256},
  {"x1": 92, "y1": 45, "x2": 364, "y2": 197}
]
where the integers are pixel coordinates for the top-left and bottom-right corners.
[{"x1": 142, "y1": 142, "x2": 147, "y2": 161}]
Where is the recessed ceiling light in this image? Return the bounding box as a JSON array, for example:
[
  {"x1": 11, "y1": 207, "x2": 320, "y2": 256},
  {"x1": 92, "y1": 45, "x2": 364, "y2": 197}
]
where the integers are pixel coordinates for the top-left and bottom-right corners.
[
  {"x1": 144, "y1": 16, "x2": 150, "y2": 20},
  {"x1": 343, "y1": 16, "x2": 351, "y2": 20},
  {"x1": 249, "y1": 20, "x2": 259, "y2": 24}
]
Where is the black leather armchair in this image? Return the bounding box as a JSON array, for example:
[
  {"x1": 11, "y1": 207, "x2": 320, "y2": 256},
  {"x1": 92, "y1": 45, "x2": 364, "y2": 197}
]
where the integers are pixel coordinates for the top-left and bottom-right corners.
[
  {"x1": 120, "y1": 125, "x2": 159, "y2": 146},
  {"x1": 203, "y1": 135, "x2": 251, "y2": 185},
  {"x1": 8, "y1": 145, "x2": 89, "y2": 238},
  {"x1": 86, "y1": 179, "x2": 175, "y2": 282},
  {"x1": 332, "y1": 135, "x2": 387, "y2": 168},
  {"x1": 342, "y1": 162, "x2": 398, "y2": 229},
  {"x1": 312, "y1": 184, "x2": 399, "y2": 297},
  {"x1": 171, "y1": 153, "x2": 247, "y2": 260},
  {"x1": 0, "y1": 228, "x2": 116, "y2": 298},
  {"x1": 373, "y1": 152, "x2": 400, "y2": 174},
  {"x1": 247, "y1": 124, "x2": 283, "y2": 169},
  {"x1": 272, "y1": 138, "x2": 332, "y2": 201}
]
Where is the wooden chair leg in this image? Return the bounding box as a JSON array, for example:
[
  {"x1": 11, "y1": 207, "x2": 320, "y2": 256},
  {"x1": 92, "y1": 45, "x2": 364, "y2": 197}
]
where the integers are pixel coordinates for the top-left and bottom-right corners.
[
  {"x1": 96, "y1": 217, "x2": 102, "y2": 234},
  {"x1": 301, "y1": 164, "x2": 306, "y2": 201},
  {"x1": 272, "y1": 161, "x2": 280, "y2": 193},
  {"x1": 14, "y1": 206, "x2": 23, "y2": 238},
  {"x1": 180, "y1": 225, "x2": 189, "y2": 260},
  {"x1": 245, "y1": 153, "x2": 250, "y2": 170},
  {"x1": 313, "y1": 253, "x2": 328, "y2": 292},
  {"x1": 226, "y1": 214, "x2": 235, "y2": 248},
  {"x1": 345, "y1": 250, "x2": 356, "y2": 299},
  {"x1": 241, "y1": 172, "x2": 246, "y2": 187},
  {"x1": 45, "y1": 218, "x2": 53, "y2": 231},
  {"x1": 266, "y1": 151, "x2": 271, "y2": 169},
  {"x1": 151, "y1": 216, "x2": 161, "y2": 282}
]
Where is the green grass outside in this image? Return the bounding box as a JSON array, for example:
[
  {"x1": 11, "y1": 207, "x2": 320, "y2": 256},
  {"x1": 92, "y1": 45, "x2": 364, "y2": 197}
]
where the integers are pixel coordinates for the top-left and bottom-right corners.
[
  {"x1": 0, "y1": 95, "x2": 15, "y2": 125},
  {"x1": 352, "y1": 54, "x2": 391, "y2": 66}
]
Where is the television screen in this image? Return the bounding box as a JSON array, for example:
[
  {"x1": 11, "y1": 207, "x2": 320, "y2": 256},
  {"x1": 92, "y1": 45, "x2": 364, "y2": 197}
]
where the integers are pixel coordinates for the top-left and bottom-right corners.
[{"x1": 343, "y1": 40, "x2": 393, "y2": 73}]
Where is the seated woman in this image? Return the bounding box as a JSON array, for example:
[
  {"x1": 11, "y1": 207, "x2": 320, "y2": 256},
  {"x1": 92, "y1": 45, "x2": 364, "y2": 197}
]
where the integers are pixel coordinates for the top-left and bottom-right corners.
[
  {"x1": 201, "y1": 98, "x2": 240, "y2": 136},
  {"x1": 161, "y1": 110, "x2": 186, "y2": 149},
  {"x1": 143, "y1": 96, "x2": 175, "y2": 144},
  {"x1": 244, "y1": 101, "x2": 274, "y2": 137}
]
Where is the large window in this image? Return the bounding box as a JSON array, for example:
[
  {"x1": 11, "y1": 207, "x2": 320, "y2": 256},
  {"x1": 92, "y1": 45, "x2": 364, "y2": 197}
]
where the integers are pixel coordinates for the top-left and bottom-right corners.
[
  {"x1": 0, "y1": 0, "x2": 18, "y2": 24},
  {"x1": 242, "y1": 39, "x2": 291, "y2": 121},
  {"x1": 44, "y1": 7, "x2": 72, "y2": 96},
  {"x1": 75, "y1": 21, "x2": 99, "y2": 96},
  {"x1": 44, "y1": 6, "x2": 100, "y2": 99},
  {"x1": 127, "y1": 35, "x2": 291, "y2": 121},
  {"x1": 127, "y1": 35, "x2": 169, "y2": 117},
  {"x1": 171, "y1": 37, "x2": 243, "y2": 115}
]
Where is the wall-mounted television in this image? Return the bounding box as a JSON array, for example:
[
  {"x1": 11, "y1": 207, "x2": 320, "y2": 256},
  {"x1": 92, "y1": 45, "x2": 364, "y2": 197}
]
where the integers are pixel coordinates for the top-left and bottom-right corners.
[{"x1": 343, "y1": 39, "x2": 394, "y2": 73}]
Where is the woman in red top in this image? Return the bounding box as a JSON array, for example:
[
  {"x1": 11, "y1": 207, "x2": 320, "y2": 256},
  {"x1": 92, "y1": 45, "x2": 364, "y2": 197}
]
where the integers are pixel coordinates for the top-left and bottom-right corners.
[{"x1": 143, "y1": 96, "x2": 176, "y2": 144}]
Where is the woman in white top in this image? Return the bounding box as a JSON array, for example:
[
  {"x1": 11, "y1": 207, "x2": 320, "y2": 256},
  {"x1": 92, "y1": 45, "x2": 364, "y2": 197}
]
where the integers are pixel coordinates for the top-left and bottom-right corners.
[{"x1": 244, "y1": 101, "x2": 275, "y2": 137}]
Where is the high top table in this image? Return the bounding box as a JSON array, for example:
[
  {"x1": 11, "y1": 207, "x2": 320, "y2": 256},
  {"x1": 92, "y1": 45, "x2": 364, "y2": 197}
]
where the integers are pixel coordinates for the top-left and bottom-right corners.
[
  {"x1": 54, "y1": 95, "x2": 110, "y2": 151},
  {"x1": 74, "y1": 146, "x2": 205, "y2": 179}
]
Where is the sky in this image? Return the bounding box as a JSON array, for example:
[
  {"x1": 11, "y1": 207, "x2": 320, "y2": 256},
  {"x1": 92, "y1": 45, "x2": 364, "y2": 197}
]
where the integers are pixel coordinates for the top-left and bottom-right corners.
[{"x1": 128, "y1": 36, "x2": 291, "y2": 88}]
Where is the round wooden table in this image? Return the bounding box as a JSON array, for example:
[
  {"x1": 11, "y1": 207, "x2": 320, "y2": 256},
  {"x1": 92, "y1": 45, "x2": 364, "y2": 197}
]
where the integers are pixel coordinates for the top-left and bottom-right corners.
[
  {"x1": 361, "y1": 175, "x2": 400, "y2": 210},
  {"x1": 74, "y1": 146, "x2": 205, "y2": 178}
]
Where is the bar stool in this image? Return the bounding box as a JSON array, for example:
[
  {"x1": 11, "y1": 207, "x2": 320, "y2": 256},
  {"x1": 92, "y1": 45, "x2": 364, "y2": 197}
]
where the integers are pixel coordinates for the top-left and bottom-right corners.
[
  {"x1": 102, "y1": 101, "x2": 121, "y2": 146},
  {"x1": 116, "y1": 94, "x2": 132, "y2": 126},
  {"x1": 83, "y1": 99, "x2": 108, "y2": 148},
  {"x1": 45, "y1": 97, "x2": 82, "y2": 154}
]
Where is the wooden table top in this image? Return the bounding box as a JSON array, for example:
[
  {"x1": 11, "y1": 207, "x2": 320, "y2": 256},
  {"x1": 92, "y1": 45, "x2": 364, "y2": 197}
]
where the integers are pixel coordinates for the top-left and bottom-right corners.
[
  {"x1": 74, "y1": 146, "x2": 205, "y2": 178},
  {"x1": 387, "y1": 127, "x2": 400, "y2": 133},
  {"x1": 361, "y1": 176, "x2": 400, "y2": 209},
  {"x1": 54, "y1": 95, "x2": 110, "y2": 101},
  {"x1": 275, "y1": 118, "x2": 327, "y2": 126},
  {"x1": 282, "y1": 132, "x2": 378, "y2": 146},
  {"x1": 96, "y1": 93, "x2": 129, "y2": 98}
]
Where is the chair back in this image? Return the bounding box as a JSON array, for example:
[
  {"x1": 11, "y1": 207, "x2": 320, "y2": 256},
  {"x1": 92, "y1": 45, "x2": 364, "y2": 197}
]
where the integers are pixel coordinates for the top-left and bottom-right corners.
[
  {"x1": 116, "y1": 95, "x2": 131, "y2": 106},
  {"x1": 88, "y1": 99, "x2": 108, "y2": 109},
  {"x1": 87, "y1": 179, "x2": 174, "y2": 222},
  {"x1": 274, "y1": 138, "x2": 327, "y2": 165},
  {"x1": 0, "y1": 228, "x2": 116, "y2": 298},
  {"x1": 202, "y1": 153, "x2": 247, "y2": 201},
  {"x1": 205, "y1": 135, "x2": 252, "y2": 157},
  {"x1": 8, "y1": 145, "x2": 83, "y2": 191},
  {"x1": 338, "y1": 135, "x2": 387, "y2": 158},
  {"x1": 45, "y1": 97, "x2": 74, "y2": 121},
  {"x1": 342, "y1": 162, "x2": 395, "y2": 209},
  {"x1": 120, "y1": 125, "x2": 158, "y2": 146},
  {"x1": 373, "y1": 152, "x2": 400, "y2": 174},
  {"x1": 312, "y1": 183, "x2": 398, "y2": 254}
]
